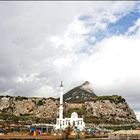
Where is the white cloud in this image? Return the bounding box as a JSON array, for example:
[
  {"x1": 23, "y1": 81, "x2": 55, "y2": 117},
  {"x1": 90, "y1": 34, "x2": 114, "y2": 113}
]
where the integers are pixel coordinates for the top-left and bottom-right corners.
[
  {"x1": 50, "y1": 18, "x2": 88, "y2": 53},
  {"x1": 76, "y1": 34, "x2": 140, "y2": 92},
  {"x1": 34, "y1": 84, "x2": 55, "y2": 98},
  {"x1": 135, "y1": 111, "x2": 140, "y2": 122},
  {"x1": 127, "y1": 18, "x2": 140, "y2": 37}
]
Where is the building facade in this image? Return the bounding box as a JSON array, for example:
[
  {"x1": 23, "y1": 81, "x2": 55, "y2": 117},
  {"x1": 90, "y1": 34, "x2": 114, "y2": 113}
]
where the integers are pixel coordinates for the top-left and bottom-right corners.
[{"x1": 55, "y1": 82, "x2": 85, "y2": 131}]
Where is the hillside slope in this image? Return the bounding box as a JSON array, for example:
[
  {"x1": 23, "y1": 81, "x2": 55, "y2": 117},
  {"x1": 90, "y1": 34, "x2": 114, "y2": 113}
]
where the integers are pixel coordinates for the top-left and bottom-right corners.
[{"x1": 63, "y1": 81, "x2": 97, "y2": 102}]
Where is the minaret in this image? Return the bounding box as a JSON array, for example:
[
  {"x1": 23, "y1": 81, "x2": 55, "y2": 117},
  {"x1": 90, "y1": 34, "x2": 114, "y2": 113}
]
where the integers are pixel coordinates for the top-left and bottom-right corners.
[{"x1": 59, "y1": 81, "x2": 63, "y2": 119}]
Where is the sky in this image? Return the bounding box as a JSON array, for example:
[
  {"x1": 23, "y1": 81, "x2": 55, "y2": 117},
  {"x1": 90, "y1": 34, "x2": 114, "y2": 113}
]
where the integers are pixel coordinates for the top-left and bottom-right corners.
[{"x1": 0, "y1": 1, "x2": 140, "y2": 120}]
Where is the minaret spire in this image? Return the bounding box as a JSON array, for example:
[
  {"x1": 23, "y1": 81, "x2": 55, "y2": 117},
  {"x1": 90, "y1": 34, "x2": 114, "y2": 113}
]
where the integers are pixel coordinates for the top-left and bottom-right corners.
[
  {"x1": 60, "y1": 81, "x2": 63, "y2": 87},
  {"x1": 59, "y1": 81, "x2": 63, "y2": 119}
]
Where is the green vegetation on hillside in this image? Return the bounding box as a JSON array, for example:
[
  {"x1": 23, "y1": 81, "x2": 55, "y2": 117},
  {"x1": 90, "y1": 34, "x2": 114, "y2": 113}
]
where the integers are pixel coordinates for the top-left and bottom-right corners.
[
  {"x1": 15, "y1": 96, "x2": 28, "y2": 101},
  {"x1": 0, "y1": 113, "x2": 55, "y2": 124},
  {"x1": 82, "y1": 95, "x2": 126, "y2": 104},
  {"x1": 105, "y1": 125, "x2": 137, "y2": 131},
  {"x1": 64, "y1": 108, "x2": 87, "y2": 118},
  {"x1": 37, "y1": 100, "x2": 44, "y2": 106},
  {"x1": 94, "y1": 95, "x2": 126, "y2": 104}
]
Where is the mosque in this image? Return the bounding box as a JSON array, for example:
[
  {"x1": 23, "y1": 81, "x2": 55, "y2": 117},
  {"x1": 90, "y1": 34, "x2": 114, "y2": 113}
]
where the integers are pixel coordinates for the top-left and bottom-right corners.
[{"x1": 54, "y1": 82, "x2": 85, "y2": 131}]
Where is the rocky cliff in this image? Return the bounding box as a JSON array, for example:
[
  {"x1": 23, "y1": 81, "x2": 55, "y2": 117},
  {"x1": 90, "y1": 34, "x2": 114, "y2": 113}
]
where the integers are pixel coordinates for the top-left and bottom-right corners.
[
  {"x1": 64, "y1": 95, "x2": 137, "y2": 124},
  {"x1": 0, "y1": 96, "x2": 59, "y2": 123},
  {"x1": 0, "y1": 82, "x2": 138, "y2": 125}
]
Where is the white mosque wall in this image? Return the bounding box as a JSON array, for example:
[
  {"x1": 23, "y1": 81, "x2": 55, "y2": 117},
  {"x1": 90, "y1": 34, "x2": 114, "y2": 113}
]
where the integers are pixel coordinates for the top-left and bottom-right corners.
[{"x1": 55, "y1": 112, "x2": 85, "y2": 131}]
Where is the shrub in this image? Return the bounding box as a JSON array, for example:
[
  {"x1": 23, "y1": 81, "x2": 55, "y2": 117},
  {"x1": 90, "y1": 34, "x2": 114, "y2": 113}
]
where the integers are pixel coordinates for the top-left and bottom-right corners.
[
  {"x1": 15, "y1": 96, "x2": 28, "y2": 101},
  {"x1": 37, "y1": 100, "x2": 44, "y2": 106}
]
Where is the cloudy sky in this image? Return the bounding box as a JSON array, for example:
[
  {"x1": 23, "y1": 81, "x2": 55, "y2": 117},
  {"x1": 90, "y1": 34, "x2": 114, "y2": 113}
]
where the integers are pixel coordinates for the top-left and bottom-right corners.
[{"x1": 0, "y1": 1, "x2": 140, "y2": 120}]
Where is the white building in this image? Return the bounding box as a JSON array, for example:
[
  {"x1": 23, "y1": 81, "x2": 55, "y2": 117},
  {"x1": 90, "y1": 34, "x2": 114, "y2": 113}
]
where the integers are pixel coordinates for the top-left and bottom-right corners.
[{"x1": 55, "y1": 82, "x2": 85, "y2": 131}]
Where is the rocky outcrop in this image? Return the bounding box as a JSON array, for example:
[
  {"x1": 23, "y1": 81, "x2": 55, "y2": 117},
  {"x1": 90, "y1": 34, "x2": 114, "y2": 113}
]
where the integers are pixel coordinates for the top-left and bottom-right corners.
[
  {"x1": 0, "y1": 96, "x2": 59, "y2": 123},
  {"x1": 63, "y1": 95, "x2": 137, "y2": 124},
  {"x1": 0, "y1": 82, "x2": 138, "y2": 124},
  {"x1": 84, "y1": 96, "x2": 137, "y2": 124},
  {"x1": 0, "y1": 95, "x2": 137, "y2": 124}
]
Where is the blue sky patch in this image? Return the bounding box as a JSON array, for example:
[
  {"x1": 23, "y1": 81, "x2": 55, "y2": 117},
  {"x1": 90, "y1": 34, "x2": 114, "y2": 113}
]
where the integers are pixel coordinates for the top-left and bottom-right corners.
[{"x1": 107, "y1": 11, "x2": 140, "y2": 35}]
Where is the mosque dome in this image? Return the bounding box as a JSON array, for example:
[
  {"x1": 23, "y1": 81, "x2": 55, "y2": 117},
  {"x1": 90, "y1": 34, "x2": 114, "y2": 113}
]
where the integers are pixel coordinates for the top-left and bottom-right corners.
[{"x1": 71, "y1": 112, "x2": 78, "y2": 118}]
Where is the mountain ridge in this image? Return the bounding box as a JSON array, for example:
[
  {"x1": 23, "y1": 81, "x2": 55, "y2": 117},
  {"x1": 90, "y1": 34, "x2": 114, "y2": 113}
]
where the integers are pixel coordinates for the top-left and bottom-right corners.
[
  {"x1": 0, "y1": 81, "x2": 138, "y2": 125},
  {"x1": 63, "y1": 81, "x2": 97, "y2": 102}
]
